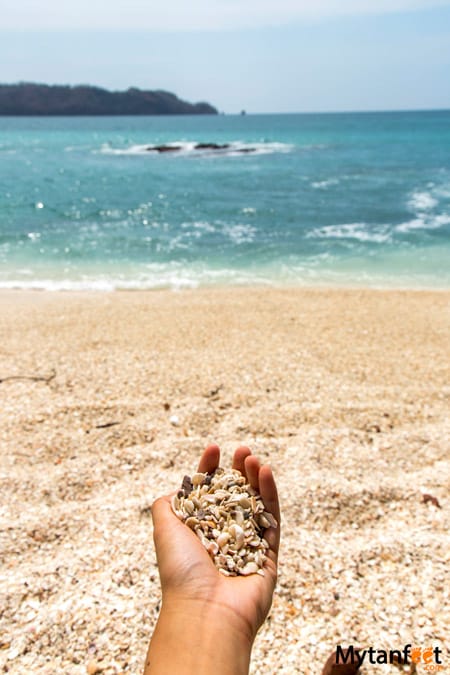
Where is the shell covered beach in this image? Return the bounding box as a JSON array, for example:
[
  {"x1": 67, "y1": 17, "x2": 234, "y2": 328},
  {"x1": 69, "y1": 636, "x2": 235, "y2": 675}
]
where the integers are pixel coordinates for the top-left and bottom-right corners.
[{"x1": 0, "y1": 287, "x2": 449, "y2": 674}]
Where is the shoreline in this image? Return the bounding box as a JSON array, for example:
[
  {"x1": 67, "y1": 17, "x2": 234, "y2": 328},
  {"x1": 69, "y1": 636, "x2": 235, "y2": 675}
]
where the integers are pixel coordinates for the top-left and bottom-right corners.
[
  {"x1": 1, "y1": 287, "x2": 448, "y2": 674},
  {"x1": 1, "y1": 280, "x2": 450, "y2": 293}
]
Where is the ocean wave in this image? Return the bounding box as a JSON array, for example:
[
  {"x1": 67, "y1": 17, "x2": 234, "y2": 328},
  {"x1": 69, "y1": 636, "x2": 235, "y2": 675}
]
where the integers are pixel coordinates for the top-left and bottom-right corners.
[
  {"x1": 2, "y1": 259, "x2": 448, "y2": 292},
  {"x1": 395, "y1": 214, "x2": 450, "y2": 233},
  {"x1": 408, "y1": 190, "x2": 438, "y2": 211},
  {"x1": 0, "y1": 268, "x2": 271, "y2": 291},
  {"x1": 98, "y1": 140, "x2": 294, "y2": 157},
  {"x1": 307, "y1": 223, "x2": 391, "y2": 244}
]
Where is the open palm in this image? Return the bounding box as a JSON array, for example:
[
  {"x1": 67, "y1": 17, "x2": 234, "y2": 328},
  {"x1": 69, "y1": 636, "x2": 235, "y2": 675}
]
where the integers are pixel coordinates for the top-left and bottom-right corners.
[{"x1": 152, "y1": 444, "x2": 280, "y2": 642}]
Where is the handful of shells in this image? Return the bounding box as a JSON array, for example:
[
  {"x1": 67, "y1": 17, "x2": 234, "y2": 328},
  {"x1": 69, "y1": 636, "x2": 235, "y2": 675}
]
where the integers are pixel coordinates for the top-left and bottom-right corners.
[{"x1": 171, "y1": 467, "x2": 278, "y2": 576}]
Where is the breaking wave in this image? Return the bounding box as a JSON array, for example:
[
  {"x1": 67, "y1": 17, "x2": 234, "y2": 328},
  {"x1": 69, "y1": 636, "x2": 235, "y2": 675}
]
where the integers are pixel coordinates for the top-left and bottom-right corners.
[
  {"x1": 307, "y1": 223, "x2": 391, "y2": 244},
  {"x1": 408, "y1": 190, "x2": 438, "y2": 212}
]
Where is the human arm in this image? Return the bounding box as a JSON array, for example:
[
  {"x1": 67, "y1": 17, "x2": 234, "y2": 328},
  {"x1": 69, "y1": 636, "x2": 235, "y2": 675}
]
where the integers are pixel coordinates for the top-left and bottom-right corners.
[{"x1": 144, "y1": 444, "x2": 280, "y2": 675}]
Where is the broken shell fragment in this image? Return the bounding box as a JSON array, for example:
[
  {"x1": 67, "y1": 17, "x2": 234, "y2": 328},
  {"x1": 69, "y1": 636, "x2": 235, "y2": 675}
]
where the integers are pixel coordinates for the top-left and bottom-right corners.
[
  {"x1": 170, "y1": 465, "x2": 277, "y2": 576},
  {"x1": 192, "y1": 472, "x2": 207, "y2": 487},
  {"x1": 241, "y1": 562, "x2": 259, "y2": 575}
]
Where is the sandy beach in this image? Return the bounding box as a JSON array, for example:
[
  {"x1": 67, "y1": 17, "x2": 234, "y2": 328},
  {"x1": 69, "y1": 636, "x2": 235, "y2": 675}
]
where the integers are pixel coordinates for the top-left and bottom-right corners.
[{"x1": 0, "y1": 287, "x2": 449, "y2": 674}]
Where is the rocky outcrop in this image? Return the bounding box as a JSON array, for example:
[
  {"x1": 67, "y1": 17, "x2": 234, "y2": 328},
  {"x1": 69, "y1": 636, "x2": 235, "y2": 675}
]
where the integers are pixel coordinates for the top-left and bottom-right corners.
[
  {"x1": 0, "y1": 83, "x2": 218, "y2": 116},
  {"x1": 145, "y1": 143, "x2": 257, "y2": 154}
]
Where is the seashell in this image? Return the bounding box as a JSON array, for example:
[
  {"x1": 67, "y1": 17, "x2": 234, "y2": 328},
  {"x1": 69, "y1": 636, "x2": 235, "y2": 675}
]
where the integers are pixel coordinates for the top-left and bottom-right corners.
[
  {"x1": 233, "y1": 510, "x2": 245, "y2": 526},
  {"x1": 262, "y1": 511, "x2": 278, "y2": 528},
  {"x1": 219, "y1": 568, "x2": 232, "y2": 576},
  {"x1": 225, "y1": 494, "x2": 241, "y2": 504},
  {"x1": 192, "y1": 472, "x2": 207, "y2": 487},
  {"x1": 206, "y1": 540, "x2": 219, "y2": 555},
  {"x1": 196, "y1": 528, "x2": 209, "y2": 547},
  {"x1": 229, "y1": 523, "x2": 245, "y2": 549},
  {"x1": 254, "y1": 551, "x2": 266, "y2": 566},
  {"x1": 241, "y1": 562, "x2": 259, "y2": 575},
  {"x1": 258, "y1": 514, "x2": 271, "y2": 528},
  {"x1": 202, "y1": 494, "x2": 217, "y2": 504},
  {"x1": 183, "y1": 499, "x2": 195, "y2": 515},
  {"x1": 190, "y1": 495, "x2": 202, "y2": 509},
  {"x1": 181, "y1": 475, "x2": 193, "y2": 495},
  {"x1": 225, "y1": 556, "x2": 235, "y2": 571},
  {"x1": 214, "y1": 489, "x2": 231, "y2": 500},
  {"x1": 185, "y1": 517, "x2": 199, "y2": 530},
  {"x1": 170, "y1": 464, "x2": 278, "y2": 577},
  {"x1": 217, "y1": 532, "x2": 230, "y2": 548}
]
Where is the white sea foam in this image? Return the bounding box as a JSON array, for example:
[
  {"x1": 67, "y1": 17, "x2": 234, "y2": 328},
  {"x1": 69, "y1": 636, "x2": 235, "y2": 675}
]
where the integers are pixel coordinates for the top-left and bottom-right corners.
[
  {"x1": 2, "y1": 248, "x2": 449, "y2": 292},
  {"x1": 181, "y1": 220, "x2": 216, "y2": 234},
  {"x1": 395, "y1": 213, "x2": 450, "y2": 233},
  {"x1": 223, "y1": 223, "x2": 256, "y2": 244},
  {"x1": 307, "y1": 223, "x2": 391, "y2": 244},
  {"x1": 408, "y1": 190, "x2": 438, "y2": 211},
  {"x1": 311, "y1": 178, "x2": 339, "y2": 189},
  {"x1": 98, "y1": 140, "x2": 294, "y2": 157}
]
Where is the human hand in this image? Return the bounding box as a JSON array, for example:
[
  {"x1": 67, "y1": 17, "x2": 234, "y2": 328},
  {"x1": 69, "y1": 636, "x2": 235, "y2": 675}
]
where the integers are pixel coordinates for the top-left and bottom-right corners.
[{"x1": 151, "y1": 444, "x2": 280, "y2": 645}]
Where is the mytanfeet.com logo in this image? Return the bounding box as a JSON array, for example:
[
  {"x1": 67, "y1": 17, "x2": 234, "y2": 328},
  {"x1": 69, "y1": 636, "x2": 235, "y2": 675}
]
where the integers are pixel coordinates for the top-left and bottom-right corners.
[{"x1": 334, "y1": 644, "x2": 445, "y2": 671}]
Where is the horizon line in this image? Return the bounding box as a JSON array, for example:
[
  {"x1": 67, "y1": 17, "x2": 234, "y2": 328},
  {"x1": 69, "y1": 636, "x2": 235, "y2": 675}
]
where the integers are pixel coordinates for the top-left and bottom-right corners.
[{"x1": 0, "y1": 107, "x2": 449, "y2": 117}]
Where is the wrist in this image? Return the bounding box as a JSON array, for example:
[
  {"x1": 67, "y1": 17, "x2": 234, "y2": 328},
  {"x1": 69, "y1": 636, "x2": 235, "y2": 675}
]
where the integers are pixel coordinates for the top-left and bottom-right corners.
[
  {"x1": 164, "y1": 594, "x2": 255, "y2": 645},
  {"x1": 145, "y1": 597, "x2": 253, "y2": 675}
]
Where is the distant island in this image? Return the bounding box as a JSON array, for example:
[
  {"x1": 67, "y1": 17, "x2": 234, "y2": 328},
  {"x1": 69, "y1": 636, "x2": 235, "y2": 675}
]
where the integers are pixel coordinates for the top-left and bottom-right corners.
[{"x1": 0, "y1": 83, "x2": 218, "y2": 116}]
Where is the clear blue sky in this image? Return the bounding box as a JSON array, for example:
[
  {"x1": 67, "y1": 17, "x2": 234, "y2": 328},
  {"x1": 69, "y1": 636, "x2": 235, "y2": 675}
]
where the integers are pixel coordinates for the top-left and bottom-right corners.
[{"x1": 1, "y1": 0, "x2": 450, "y2": 113}]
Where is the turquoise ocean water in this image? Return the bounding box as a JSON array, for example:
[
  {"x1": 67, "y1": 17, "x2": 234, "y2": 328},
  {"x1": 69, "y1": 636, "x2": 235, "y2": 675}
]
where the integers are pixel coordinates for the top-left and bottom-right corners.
[{"x1": 1, "y1": 111, "x2": 449, "y2": 290}]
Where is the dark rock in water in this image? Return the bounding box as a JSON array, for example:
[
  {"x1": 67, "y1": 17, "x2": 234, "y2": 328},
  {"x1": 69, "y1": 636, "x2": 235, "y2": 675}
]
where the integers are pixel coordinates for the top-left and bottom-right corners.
[
  {"x1": 146, "y1": 145, "x2": 182, "y2": 153},
  {"x1": 194, "y1": 143, "x2": 230, "y2": 150},
  {"x1": 0, "y1": 83, "x2": 218, "y2": 116},
  {"x1": 144, "y1": 142, "x2": 258, "y2": 155}
]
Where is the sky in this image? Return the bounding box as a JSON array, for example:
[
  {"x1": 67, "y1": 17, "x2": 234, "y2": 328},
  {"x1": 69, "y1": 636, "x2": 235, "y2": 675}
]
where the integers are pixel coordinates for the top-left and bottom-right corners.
[{"x1": 1, "y1": 0, "x2": 450, "y2": 113}]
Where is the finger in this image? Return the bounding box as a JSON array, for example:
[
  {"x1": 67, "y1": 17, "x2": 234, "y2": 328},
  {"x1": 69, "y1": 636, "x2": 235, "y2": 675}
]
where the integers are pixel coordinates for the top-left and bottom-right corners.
[
  {"x1": 258, "y1": 464, "x2": 281, "y2": 525},
  {"x1": 151, "y1": 496, "x2": 211, "y2": 571},
  {"x1": 258, "y1": 464, "x2": 281, "y2": 554},
  {"x1": 151, "y1": 496, "x2": 179, "y2": 554},
  {"x1": 232, "y1": 446, "x2": 252, "y2": 477},
  {"x1": 198, "y1": 444, "x2": 220, "y2": 473},
  {"x1": 244, "y1": 454, "x2": 260, "y2": 491}
]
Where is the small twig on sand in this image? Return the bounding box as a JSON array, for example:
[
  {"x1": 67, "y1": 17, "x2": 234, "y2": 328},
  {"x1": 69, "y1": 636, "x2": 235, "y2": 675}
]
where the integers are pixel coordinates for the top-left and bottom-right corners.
[
  {"x1": 206, "y1": 384, "x2": 224, "y2": 398},
  {"x1": 0, "y1": 368, "x2": 56, "y2": 385},
  {"x1": 94, "y1": 422, "x2": 120, "y2": 429}
]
